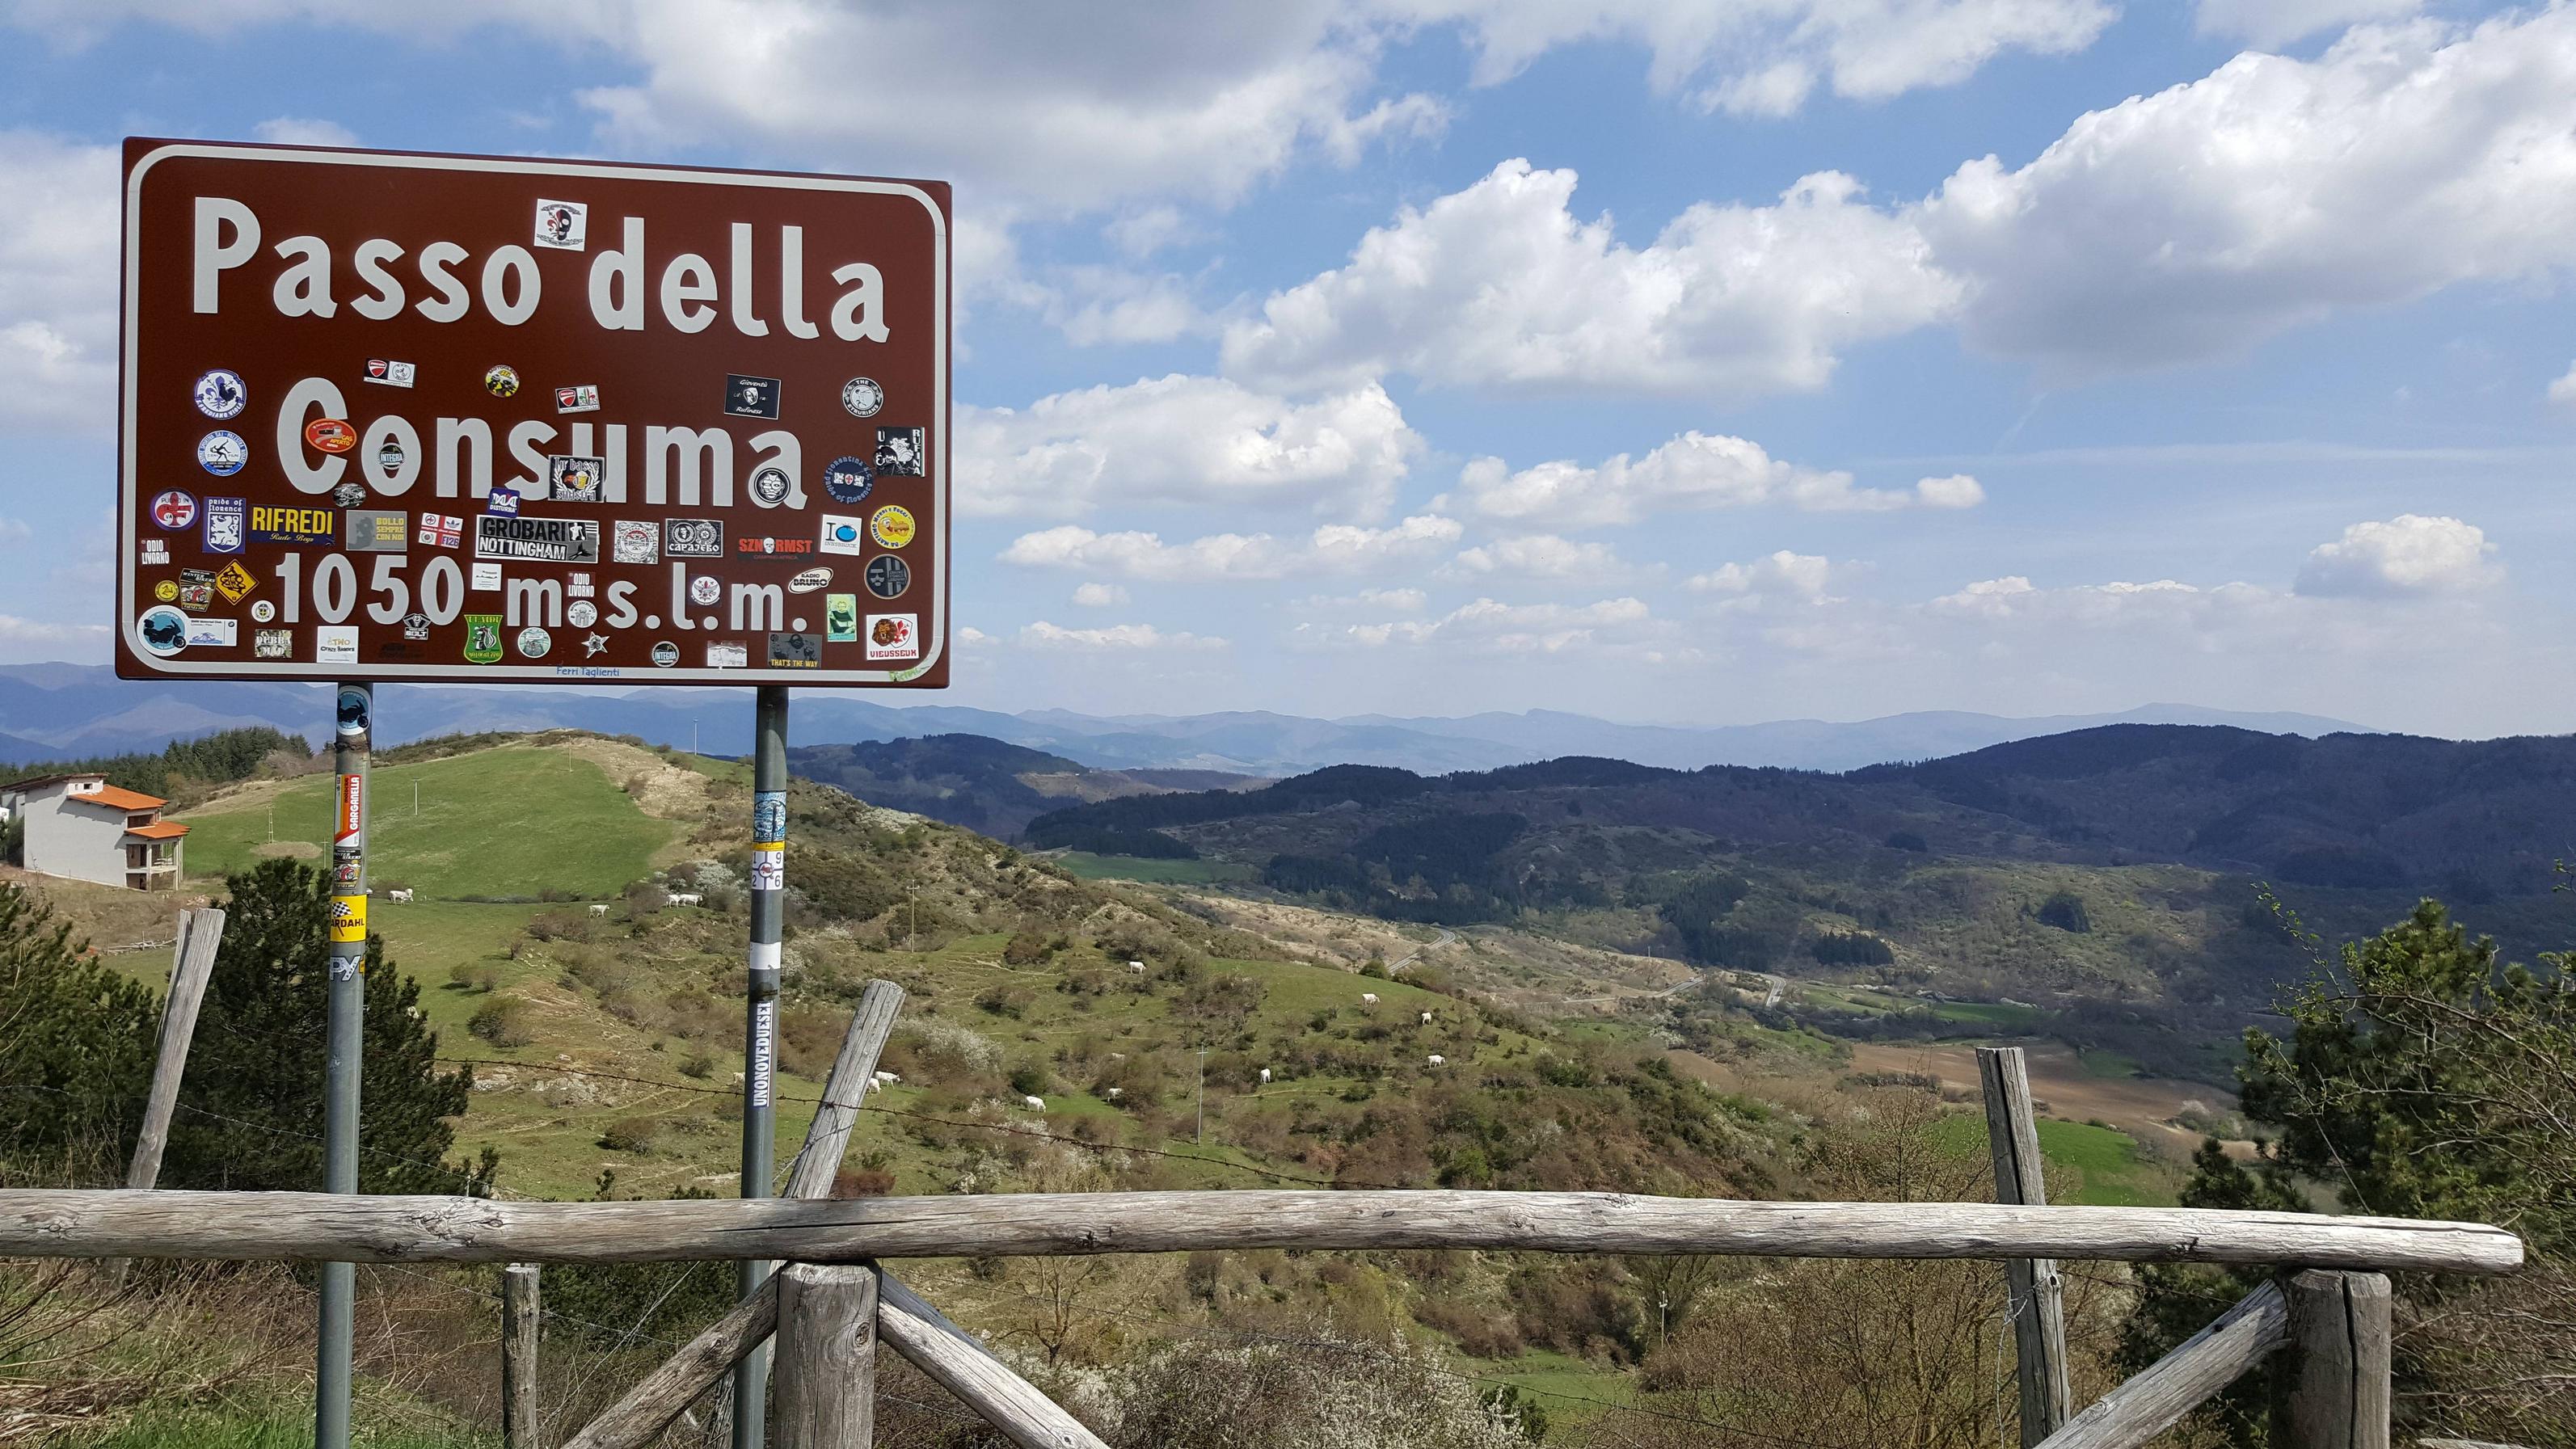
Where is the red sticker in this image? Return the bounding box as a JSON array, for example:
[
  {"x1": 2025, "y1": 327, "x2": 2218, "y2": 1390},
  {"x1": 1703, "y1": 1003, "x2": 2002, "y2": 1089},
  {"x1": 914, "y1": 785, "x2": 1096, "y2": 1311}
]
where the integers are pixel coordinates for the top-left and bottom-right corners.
[
  {"x1": 305, "y1": 418, "x2": 357, "y2": 453},
  {"x1": 335, "y1": 773, "x2": 364, "y2": 842}
]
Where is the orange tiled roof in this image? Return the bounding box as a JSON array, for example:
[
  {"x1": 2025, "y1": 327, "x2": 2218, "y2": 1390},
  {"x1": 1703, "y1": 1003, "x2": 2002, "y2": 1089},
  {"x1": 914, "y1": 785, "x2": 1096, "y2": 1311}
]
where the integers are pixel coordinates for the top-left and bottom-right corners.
[
  {"x1": 124, "y1": 820, "x2": 189, "y2": 840},
  {"x1": 78, "y1": 785, "x2": 170, "y2": 812}
]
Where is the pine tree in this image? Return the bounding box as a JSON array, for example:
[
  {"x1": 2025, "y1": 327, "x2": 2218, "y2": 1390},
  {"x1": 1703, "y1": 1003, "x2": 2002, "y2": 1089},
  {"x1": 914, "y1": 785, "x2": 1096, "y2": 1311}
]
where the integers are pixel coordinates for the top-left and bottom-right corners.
[
  {"x1": 0, "y1": 883, "x2": 158, "y2": 1182},
  {"x1": 160, "y1": 859, "x2": 496, "y2": 1196}
]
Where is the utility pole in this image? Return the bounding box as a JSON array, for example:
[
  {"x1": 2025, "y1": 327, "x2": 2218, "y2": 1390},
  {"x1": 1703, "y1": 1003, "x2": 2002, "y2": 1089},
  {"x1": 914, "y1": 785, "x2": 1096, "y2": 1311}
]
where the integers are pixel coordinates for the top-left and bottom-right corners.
[
  {"x1": 908, "y1": 885, "x2": 918, "y2": 950},
  {"x1": 413, "y1": 779, "x2": 419, "y2": 818},
  {"x1": 736, "y1": 685, "x2": 788, "y2": 1449},
  {"x1": 1196, "y1": 1047, "x2": 1208, "y2": 1147},
  {"x1": 315, "y1": 683, "x2": 371, "y2": 1449}
]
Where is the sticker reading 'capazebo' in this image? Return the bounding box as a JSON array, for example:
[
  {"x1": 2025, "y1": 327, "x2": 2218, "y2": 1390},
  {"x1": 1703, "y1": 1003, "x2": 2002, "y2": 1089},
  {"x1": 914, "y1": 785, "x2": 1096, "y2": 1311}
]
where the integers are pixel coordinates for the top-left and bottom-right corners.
[
  {"x1": 476, "y1": 516, "x2": 600, "y2": 563},
  {"x1": 664, "y1": 519, "x2": 723, "y2": 558},
  {"x1": 753, "y1": 790, "x2": 786, "y2": 846}
]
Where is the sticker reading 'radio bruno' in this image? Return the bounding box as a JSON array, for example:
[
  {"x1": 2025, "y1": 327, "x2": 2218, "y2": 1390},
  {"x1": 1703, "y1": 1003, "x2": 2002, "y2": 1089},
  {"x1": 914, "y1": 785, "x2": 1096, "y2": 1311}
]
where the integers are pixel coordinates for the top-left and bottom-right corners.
[{"x1": 116, "y1": 140, "x2": 950, "y2": 687}]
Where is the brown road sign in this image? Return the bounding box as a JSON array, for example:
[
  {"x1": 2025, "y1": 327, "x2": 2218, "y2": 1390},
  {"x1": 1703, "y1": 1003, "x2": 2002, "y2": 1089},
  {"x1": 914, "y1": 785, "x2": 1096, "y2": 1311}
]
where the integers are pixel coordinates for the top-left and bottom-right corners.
[{"x1": 116, "y1": 139, "x2": 950, "y2": 686}]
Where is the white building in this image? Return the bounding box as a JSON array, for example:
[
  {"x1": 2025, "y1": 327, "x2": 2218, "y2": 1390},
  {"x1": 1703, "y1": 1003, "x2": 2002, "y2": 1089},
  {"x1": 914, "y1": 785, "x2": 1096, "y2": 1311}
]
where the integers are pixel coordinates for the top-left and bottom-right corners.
[{"x1": 2, "y1": 774, "x2": 189, "y2": 891}]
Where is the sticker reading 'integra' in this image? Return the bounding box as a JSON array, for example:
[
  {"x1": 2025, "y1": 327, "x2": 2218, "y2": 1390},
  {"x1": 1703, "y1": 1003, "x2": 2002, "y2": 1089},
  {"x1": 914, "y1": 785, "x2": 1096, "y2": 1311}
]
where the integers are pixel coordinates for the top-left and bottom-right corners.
[{"x1": 476, "y1": 516, "x2": 600, "y2": 563}]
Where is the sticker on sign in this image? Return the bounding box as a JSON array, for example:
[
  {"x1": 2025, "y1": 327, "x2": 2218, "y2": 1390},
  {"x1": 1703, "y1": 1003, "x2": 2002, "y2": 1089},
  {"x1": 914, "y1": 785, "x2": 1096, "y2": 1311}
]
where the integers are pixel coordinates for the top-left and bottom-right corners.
[{"x1": 115, "y1": 138, "x2": 949, "y2": 686}]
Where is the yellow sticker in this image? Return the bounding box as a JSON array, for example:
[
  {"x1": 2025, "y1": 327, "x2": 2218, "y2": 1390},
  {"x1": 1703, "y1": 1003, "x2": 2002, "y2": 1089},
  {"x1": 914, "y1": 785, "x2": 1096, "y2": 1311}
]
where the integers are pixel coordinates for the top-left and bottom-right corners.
[
  {"x1": 329, "y1": 894, "x2": 368, "y2": 943},
  {"x1": 213, "y1": 559, "x2": 257, "y2": 604},
  {"x1": 154, "y1": 580, "x2": 179, "y2": 602},
  {"x1": 870, "y1": 505, "x2": 916, "y2": 550}
]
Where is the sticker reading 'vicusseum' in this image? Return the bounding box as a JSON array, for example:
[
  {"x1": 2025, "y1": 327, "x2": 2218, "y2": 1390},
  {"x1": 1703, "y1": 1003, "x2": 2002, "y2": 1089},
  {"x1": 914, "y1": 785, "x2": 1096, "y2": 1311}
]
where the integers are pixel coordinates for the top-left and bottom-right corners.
[{"x1": 114, "y1": 138, "x2": 951, "y2": 689}]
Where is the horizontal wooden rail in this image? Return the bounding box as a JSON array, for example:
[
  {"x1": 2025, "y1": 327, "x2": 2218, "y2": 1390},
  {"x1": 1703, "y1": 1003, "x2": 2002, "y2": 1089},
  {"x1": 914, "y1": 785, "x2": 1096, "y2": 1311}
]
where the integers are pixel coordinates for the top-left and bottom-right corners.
[{"x1": 0, "y1": 1190, "x2": 2522, "y2": 1274}]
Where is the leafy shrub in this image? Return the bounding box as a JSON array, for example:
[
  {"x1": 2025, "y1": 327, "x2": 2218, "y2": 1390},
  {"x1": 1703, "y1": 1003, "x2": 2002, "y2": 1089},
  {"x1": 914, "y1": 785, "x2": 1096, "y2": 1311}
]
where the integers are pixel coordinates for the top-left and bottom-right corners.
[
  {"x1": 468, "y1": 996, "x2": 538, "y2": 1047},
  {"x1": 1809, "y1": 931, "x2": 1895, "y2": 967},
  {"x1": 2034, "y1": 891, "x2": 2092, "y2": 933},
  {"x1": 597, "y1": 1117, "x2": 659, "y2": 1154}
]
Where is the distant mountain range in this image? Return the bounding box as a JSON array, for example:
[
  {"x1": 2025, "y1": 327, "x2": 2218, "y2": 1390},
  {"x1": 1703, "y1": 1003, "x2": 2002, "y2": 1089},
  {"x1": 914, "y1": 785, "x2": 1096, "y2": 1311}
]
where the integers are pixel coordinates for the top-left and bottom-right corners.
[{"x1": 0, "y1": 660, "x2": 2372, "y2": 777}]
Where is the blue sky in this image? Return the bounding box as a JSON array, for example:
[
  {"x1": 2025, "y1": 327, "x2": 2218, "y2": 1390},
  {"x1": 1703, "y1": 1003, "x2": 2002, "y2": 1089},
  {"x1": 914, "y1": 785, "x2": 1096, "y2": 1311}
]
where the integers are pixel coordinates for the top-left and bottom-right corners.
[{"x1": 3, "y1": 0, "x2": 2573, "y2": 735}]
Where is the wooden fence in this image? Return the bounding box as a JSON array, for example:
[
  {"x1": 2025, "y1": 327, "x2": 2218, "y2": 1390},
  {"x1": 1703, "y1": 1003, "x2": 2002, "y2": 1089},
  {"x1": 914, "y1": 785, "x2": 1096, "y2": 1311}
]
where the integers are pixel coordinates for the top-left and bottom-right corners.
[{"x1": 14, "y1": 950, "x2": 2530, "y2": 1449}]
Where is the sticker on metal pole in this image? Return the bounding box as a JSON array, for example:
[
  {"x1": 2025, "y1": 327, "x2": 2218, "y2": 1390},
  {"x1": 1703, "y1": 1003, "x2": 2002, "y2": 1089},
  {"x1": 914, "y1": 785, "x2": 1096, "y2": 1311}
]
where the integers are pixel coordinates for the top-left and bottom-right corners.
[
  {"x1": 328, "y1": 894, "x2": 367, "y2": 944},
  {"x1": 752, "y1": 790, "x2": 786, "y2": 847}
]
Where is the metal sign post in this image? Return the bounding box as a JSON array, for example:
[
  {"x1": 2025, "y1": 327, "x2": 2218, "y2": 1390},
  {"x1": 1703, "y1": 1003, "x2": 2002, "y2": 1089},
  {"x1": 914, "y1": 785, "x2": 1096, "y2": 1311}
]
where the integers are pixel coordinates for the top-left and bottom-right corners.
[
  {"x1": 736, "y1": 684, "x2": 789, "y2": 1449},
  {"x1": 317, "y1": 681, "x2": 371, "y2": 1449},
  {"x1": 108, "y1": 137, "x2": 951, "y2": 1441}
]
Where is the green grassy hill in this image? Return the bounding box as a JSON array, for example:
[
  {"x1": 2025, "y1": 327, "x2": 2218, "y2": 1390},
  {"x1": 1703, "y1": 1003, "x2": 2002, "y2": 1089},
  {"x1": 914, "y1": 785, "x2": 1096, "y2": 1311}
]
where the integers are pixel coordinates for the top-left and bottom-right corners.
[{"x1": 179, "y1": 743, "x2": 674, "y2": 899}]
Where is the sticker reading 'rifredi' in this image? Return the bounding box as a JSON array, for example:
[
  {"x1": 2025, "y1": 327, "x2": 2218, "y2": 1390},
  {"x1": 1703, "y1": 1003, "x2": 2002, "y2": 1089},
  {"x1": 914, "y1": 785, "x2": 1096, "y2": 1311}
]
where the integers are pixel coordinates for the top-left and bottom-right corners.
[{"x1": 474, "y1": 516, "x2": 600, "y2": 563}]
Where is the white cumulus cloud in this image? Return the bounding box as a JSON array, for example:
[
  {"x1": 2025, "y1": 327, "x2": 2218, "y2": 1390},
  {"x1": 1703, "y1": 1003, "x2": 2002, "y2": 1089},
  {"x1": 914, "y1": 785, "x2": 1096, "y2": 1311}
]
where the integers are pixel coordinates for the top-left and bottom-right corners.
[
  {"x1": 1457, "y1": 432, "x2": 1982, "y2": 525},
  {"x1": 1019, "y1": 621, "x2": 1227, "y2": 651},
  {"x1": 1303, "y1": 596, "x2": 1661, "y2": 655},
  {"x1": 1397, "y1": 0, "x2": 2114, "y2": 112},
  {"x1": 2548, "y1": 361, "x2": 2576, "y2": 408},
  {"x1": 2295, "y1": 514, "x2": 2501, "y2": 597},
  {"x1": 999, "y1": 515, "x2": 1461, "y2": 582},
  {"x1": 2194, "y1": 0, "x2": 2422, "y2": 47},
  {"x1": 1443, "y1": 534, "x2": 1636, "y2": 583},
  {"x1": 0, "y1": 133, "x2": 117, "y2": 436},
  {"x1": 251, "y1": 116, "x2": 358, "y2": 146},
  {"x1": 1688, "y1": 550, "x2": 1835, "y2": 598},
  {"x1": 1070, "y1": 583, "x2": 1129, "y2": 608},
  {"x1": 957, "y1": 375, "x2": 1423, "y2": 520},
  {"x1": 1221, "y1": 159, "x2": 1957, "y2": 398},
  {"x1": 1917, "y1": 7, "x2": 2576, "y2": 377}
]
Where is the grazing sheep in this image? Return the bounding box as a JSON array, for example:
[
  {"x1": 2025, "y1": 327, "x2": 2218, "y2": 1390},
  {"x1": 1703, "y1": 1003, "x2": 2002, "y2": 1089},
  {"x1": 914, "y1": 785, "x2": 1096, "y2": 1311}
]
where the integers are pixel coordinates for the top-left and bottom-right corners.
[
  {"x1": 1427, "y1": 1054, "x2": 1445, "y2": 1067},
  {"x1": 1361, "y1": 992, "x2": 1379, "y2": 1005},
  {"x1": 1258, "y1": 1068, "x2": 1272, "y2": 1084},
  {"x1": 1419, "y1": 1011, "x2": 1432, "y2": 1025},
  {"x1": 386, "y1": 888, "x2": 414, "y2": 904},
  {"x1": 1022, "y1": 1095, "x2": 1046, "y2": 1111},
  {"x1": 1104, "y1": 1087, "x2": 1123, "y2": 1100},
  {"x1": 666, "y1": 891, "x2": 703, "y2": 907},
  {"x1": 588, "y1": 904, "x2": 609, "y2": 916},
  {"x1": 1128, "y1": 961, "x2": 1147, "y2": 974},
  {"x1": 873, "y1": 1070, "x2": 900, "y2": 1085}
]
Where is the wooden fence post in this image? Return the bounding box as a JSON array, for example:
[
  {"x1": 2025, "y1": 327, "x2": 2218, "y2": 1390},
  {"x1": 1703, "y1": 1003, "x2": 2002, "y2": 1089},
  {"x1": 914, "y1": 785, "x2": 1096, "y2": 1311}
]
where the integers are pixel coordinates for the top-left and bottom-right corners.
[
  {"x1": 108, "y1": 908, "x2": 225, "y2": 1286},
  {"x1": 124, "y1": 907, "x2": 226, "y2": 1193},
  {"x1": 1979, "y1": 1045, "x2": 2073, "y2": 1444},
  {"x1": 774, "y1": 1263, "x2": 875, "y2": 1447},
  {"x1": 504, "y1": 1262, "x2": 542, "y2": 1448},
  {"x1": 2279, "y1": 1270, "x2": 2392, "y2": 1449}
]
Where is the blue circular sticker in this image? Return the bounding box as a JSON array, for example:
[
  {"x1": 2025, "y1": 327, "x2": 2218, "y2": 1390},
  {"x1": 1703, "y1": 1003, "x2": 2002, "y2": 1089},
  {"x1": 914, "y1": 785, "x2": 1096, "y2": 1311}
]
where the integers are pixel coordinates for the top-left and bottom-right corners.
[
  {"x1": 193, "y1": 369, "x2": 247, "y2": 419},
  {"x1": 196, "y1": 430, "x2": 247, "y2": 475},
  {"x1": 822, "y1": 455, "x2": 873, "y2": 505},
  {"x1": 137, "y1": 605, "x2": 190, "y2": 657}
]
